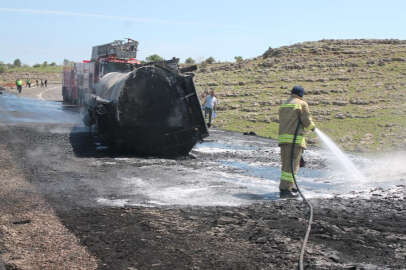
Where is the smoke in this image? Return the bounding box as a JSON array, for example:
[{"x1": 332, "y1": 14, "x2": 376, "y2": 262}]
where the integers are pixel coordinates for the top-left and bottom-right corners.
[
  {"x1": 361, "y1": 151, "x2": 406, "y2": 182},
  {"x1": 315, "y1": 129, "x2": 406, "y2": 192}
]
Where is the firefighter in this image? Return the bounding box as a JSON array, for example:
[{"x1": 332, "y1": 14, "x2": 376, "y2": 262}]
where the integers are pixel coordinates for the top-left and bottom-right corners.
[
  {"x1": 16, "y1": 79, "x2": 23, "y2": 94},
  {"x1": 278, "y1": 86, "x2": 315, "y2": 198}
]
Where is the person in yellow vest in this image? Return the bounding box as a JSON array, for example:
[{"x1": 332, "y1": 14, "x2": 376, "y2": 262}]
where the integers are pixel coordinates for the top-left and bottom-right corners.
[
  {"x1": 278, "y1": 86, "x2": 315, "y2": 198},
  {"x1": 16, "y1": 79, "x2": 23, "y2": 94}
]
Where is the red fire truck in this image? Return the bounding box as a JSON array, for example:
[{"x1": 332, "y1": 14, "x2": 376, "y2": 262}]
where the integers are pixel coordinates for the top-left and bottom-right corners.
[{"x1": 62, "y1": 39, "x2": 140, "y2": 105}]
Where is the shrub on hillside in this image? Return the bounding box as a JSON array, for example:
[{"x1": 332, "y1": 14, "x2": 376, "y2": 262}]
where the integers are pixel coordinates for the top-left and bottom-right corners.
[
  {"x1": 13, "y1": 59, "x2": 21, "y2": 67},
  {"x1": 146, "y1": 54, "x2": 164, "y2": 62},
  {"x1": 205, "y1": 57, "x2": 215, "y2": 64},
  {"x1": 234, "y1": 56, "x2": 243, "y2": 62},
  {"x1": 185, "y1": 57, "x2": 195, "y2": 64}
]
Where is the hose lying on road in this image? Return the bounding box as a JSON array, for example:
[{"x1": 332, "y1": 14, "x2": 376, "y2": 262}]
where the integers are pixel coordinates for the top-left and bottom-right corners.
[{"x1": 291, "y1": 121, "x2": 314, "y2": 270}]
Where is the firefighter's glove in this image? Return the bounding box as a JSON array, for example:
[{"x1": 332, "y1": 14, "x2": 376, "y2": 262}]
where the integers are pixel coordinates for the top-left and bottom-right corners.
[{"x1": 300, "y1": 156, "x2": 306, "y2": 168}]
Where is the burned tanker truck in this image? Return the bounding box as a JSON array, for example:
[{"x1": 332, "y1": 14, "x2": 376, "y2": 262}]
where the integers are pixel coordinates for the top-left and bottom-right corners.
[{"x1": 62, "y1": 39, "x2": 208, "y2": 156}]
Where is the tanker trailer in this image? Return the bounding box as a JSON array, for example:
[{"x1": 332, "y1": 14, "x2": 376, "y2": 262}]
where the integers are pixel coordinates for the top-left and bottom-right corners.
[{"x1": 84, "y1": 64, "x2": 208, "y2": 156}]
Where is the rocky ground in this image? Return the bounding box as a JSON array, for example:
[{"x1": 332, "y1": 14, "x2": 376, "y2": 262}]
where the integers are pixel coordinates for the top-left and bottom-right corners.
[{"x1": 0, "y1": 87, "x2": 405, "y2": 269}]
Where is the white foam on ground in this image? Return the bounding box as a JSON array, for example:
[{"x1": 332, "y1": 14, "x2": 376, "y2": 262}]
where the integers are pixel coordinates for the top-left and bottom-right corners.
[
  {"x1": 96, "y1": 198, "x2": 129, "y2": 207},
  {"x1": 114, "y1": 158, "x2": 131, "y2": 161},
  {"x1": 121, "y1": 177, "x2": 148, "y2": 187},
  {"x1": 193, "y1": 147, "x2": 230, "y2": 154},
  {"x1": 95, "y1": 155, "x2": 406, "y2": 207},
  {"x1": 94, "y1": 138, "x2": 406, "y2": 207},
  {"x1": 95, "y1": 168, "x2": 281, "y2": 207},
  {"x1": 103, "y1": 161, "x2": 117, "y2": 165}
]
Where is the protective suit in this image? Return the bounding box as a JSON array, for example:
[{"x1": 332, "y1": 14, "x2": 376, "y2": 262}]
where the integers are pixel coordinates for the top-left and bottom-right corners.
[
  {"x1": 278, "y1": 86, "x2": 315, "y2": 196},
  {"x1": 16, "y1": 79, "x2": 23, "y2": 94}
]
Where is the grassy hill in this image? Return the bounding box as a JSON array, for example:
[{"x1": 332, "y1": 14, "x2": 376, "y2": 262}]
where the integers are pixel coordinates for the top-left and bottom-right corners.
[
  {"x1": 194, "y1": 39, "x2": 406, "y2": 152},
  {"x1": 4, "y1": 65, "x2": 63, "y2": 73},
  {"x1": 0, "y1": 65, "x2": 62, "y2": 87}
]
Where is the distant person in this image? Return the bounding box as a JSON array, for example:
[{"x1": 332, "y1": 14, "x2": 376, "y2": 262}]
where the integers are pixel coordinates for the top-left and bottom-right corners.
[
  {"x1": 16, "y1": 79, "x2": 23, "y2": 93},
  {"x1": 36, "y1": 79, "x2": 39, "y2": 87},
  {"x1": 200, "y1": 90, "x2": 208, "y2": 107},
  {"x1": 40, "y1": 79, "x2": 44, "y2": 88},
  {"x1": 26, "y1": 78, "x2": 31, "y2": 88},
  {"x1": 278, "y1": 86, "x2": 315, "y2": 198},
  {"x1": 44, "y1": 79, "x2": 48, "y2": 87},
  {"x1": 204, "y1": 89, "x2": 218, "y2": 128}
]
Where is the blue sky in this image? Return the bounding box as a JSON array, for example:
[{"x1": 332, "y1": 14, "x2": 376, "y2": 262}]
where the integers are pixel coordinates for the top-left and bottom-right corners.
[{"x1": 0, "y1": 0, "x2": 405, "y2": 65}]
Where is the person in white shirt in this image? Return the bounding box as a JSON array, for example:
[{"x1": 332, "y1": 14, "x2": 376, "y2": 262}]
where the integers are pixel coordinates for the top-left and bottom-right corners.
[{"x1": 204, "y1": 90, "x2": 217, "y2": 127}]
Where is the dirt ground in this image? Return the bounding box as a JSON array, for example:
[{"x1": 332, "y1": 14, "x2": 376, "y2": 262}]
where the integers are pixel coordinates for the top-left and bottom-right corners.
[{"x1": 0, "y1": 87, "x2": 405, "y2": 269}]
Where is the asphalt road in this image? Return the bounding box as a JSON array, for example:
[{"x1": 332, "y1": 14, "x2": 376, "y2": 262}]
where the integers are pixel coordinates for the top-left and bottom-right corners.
[{"x1": 5, "y1": 83, "x2": 63, "y2": 101}]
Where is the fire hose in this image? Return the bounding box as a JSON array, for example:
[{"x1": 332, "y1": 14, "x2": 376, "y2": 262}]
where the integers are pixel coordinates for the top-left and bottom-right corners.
[{"x1": 291, "y1": 120, "x2": 314, "y2": 270}]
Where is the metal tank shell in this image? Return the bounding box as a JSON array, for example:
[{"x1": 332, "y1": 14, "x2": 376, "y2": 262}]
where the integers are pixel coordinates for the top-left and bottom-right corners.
[{"x1": 85, "y1": 64, "x2": 208, "y2": 156}]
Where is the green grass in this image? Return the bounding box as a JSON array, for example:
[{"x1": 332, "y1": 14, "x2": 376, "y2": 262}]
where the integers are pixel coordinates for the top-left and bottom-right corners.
[
  {"x1": 5, "y1": 65, "x2": 63, "y2": 73},
  {"x1": 196, "y1": 40, "x2": 406, "y2": 152}
]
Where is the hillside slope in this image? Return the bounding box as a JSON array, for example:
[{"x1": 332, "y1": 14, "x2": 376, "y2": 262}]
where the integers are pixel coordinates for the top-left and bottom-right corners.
[
  {"x1": 194, "y1": 39, "x2": 406, "y2": 152},
  {"x1": 0, "y1": 67, "x2": 62, "y2": 88}
]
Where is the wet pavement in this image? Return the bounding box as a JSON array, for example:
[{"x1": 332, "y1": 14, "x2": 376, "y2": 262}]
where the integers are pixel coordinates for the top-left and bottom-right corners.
[
  {"x1": 1, "y1": 92, "x2": 405, "y2": 208},
  {"x1": 0, "y1": 92, "x2": 79, "y2": 124}
]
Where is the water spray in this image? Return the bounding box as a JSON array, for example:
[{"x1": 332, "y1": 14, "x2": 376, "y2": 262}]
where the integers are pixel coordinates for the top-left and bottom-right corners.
[{"x1": 315, "y1": 129, "x2": 365, "y2": 180}]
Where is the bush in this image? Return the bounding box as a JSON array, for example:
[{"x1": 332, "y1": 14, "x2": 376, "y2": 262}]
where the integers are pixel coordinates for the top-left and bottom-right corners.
[
  {"x1": 13, "y1": 59, "x2": 21, "y2": 67},
  {"x1": 42, "y1": 61, "x2": 48, "y2": 67},
  {"x1": 146, "y1": 54, "x2": 164, "y2": 62},
  {"x1": 185, "y1": 57, "x2": 195, "y2": 64},
  {"x1": 33, "y1": 64, "x2": 41, "y2": 68},
  {"x1": 0, "y1": 65, "x2": 5, "y2": 74},
  {"x1": 50, "y1": 62, "x2": 56, "y2": 66},
  {"x1": 234, "y1": 56, "x2": 243, "y2": 63},
  {"x1": 205, "y1": 57, "x2": 215, "y2": 64}
]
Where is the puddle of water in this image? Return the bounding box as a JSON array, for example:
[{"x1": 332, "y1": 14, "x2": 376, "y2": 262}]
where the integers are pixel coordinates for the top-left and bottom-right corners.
[
  {"x1": 221, "y1": 160, "x2": 332, "y2": 192},
  {"x1": 221, "y1": 156, "x2": 406, "y2": 199},
  {"x1": 0, "y1": 92, "x2": 80, "y2": 124},
  {"x1": 194, "y1": 141, "x2": 257, "y2": 152}
]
